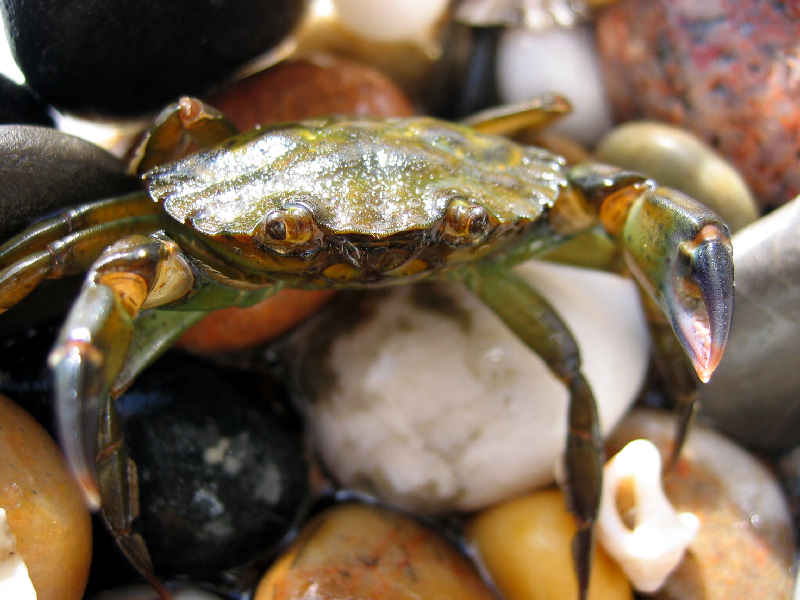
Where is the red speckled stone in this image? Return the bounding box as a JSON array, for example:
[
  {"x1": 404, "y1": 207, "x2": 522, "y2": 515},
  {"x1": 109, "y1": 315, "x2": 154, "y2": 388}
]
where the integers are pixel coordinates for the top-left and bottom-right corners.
[
  {"x1": 596, "y1": 0, "x2": 800, "y2": 209},
  {"x1": 178, "y1": 56, "x2": 414, "y2": 353}
]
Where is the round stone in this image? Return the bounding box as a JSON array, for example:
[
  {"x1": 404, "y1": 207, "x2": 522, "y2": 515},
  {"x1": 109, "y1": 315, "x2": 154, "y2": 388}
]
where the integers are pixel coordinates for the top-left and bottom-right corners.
[
  {"x1": 595, "y1": 121, "x2": 758, "y2": 231},
  {"x1": 121, "y1": 353, "x2": 309, "y2": 576},
  {"x1": 332, "y1": 0, "x2": 449, "y2": 41},
  {"x1": 208, "y1": 55, "x2": 414, "y2": 130},
  {"x1": 0, "y1": 125, "x2": 136, "y2": 240},
  {"x1": 496, "y1": 25, "x2": 612, "y2": 145},
  {"x1": 254, "y1": 502, "x2": 495, "y2": 600},
  {"x1": 0, "y1": 0, "x2": 306, "y2": 115},
  {"x1": 289, "y1": 260, "x2": 650, "y2": 513},
  {"x1": 596, "y1": 0, "x2": 800, "y2": 209},
  {"x1": 467, "y1": 489, "x2": 632, "y2": 600},
  {"x1": 0, "y1": 394, "x2": 92, "y2": 600}
]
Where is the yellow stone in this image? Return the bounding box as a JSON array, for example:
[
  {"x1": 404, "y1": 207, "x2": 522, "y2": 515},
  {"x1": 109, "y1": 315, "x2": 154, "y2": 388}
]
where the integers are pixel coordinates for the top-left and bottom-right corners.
[
  {"x1": 0, "y1": 394, "x2": 92, "y2": 600},
  {"x1": 467, "y1": 489, "x2": 632, "y2": 600}
]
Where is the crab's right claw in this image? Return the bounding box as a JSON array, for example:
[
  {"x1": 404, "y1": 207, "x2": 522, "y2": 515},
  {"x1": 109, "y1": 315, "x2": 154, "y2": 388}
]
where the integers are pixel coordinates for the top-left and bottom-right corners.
[{"x1": 621, "y1": 185, "x2": 734, "y2": 382}]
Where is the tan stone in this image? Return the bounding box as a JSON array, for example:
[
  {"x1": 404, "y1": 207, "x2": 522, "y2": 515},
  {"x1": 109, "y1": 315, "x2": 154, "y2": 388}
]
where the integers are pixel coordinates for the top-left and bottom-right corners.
[{"x1": 0, "y1": 394, "x2": 92, "y2": 600}]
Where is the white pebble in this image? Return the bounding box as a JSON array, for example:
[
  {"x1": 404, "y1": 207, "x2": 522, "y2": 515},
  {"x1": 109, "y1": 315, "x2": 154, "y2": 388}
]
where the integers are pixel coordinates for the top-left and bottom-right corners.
[
  {"x1": 300, "y1": 260, "x2": 650, "y2": 512},
  {"x1": 332, "y1": 0, "x2": 450, "y2": 41},
  {"x1": 497, "y1": 26, "x2": 612, "y2": 145}
]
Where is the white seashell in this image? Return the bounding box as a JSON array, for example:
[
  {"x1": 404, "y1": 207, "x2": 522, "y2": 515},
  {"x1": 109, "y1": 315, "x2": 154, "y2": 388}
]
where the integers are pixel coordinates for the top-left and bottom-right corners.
[{"x1": 597, "y1": 439, "x2": 699, "y2": 593}]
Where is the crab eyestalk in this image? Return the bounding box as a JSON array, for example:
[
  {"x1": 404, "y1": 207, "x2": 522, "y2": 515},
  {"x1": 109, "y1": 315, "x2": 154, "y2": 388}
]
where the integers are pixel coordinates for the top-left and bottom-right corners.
[{"x1": 620, "y1": 185, "x2": 734, "y2": 382}]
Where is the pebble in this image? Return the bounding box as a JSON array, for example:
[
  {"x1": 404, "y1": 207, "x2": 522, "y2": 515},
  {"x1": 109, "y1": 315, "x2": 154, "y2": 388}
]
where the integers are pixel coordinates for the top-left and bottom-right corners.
[
  {"x1": 595, "y1": 121, "x2": 758, "y2": 231},
  {"x1": 467, "y1": 489, "x2": 632, "y2": 600},
  {"x1": 1, "y1": 0, "x2": 306, "y2": 115},
  {"x1": 289, "y1": 260, "x2": 650, "y2": 513},
  {"x1": 698, "y1": 196, "x2": 800, "y2": 451},
  {"x1": 290, "y1": 1, "x2": 442, "y2": 102},
  {"x1": 0, "y1": 125, "x2": 136, "y2": 240},
  {"x1": 0, "y1": 394, "x2": 92, "y2": 600},
  {"x1": 0, "y1": 74, "x2": 52, "y2": 126},
  {"x1": 496, "y1": 25, "x2": 612, "y2": 145},
  {"x1": 332, "y1": 0, "x2": 449, "y2": 42},
  {"x1": 607, "y1": 409, "x2": 796, "y2": 599},
  {"x1": 121, "y1": 353, "x2": 309, "y2": 576},
  {"x1": 179, "y1": 56, "x2": 414, "y2": 353},
  {"x1": 207, "y1": 55, "x2": 415, "y2": 130},
  {"x1": 596, "y1": 0, "x2": 800, "y2": 209},
  {"x1": 254, "y1": 502, "x2": 495, "y2": 600}
]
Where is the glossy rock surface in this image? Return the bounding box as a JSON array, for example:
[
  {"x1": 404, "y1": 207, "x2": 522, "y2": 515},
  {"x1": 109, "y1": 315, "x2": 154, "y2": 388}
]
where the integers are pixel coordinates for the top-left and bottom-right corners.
[
  {"x1": 254, "y1": 503, "x2": 495, "y2": 600},
  {"x1": 607, "y1": 409, "x2": 796, "y2": 599},
  {"x1": 698, "y1": 196, "x2": 800, "y2": 451},
  {"x1": 1, "y1": 0, "x2": 307, "y2": 115},
  {"x1": 121, "y1": 354, "x2": 309, "y2": 575},
  {"x1": 597, "y1": 0, "x2": 800, "y2": 209},
  {"x1": 467, "y1": 489, "x2": 632, "y2": 600},
  {"x1": 289, "y1": 260, "x2": 649, "y2": 512},
  {"x1": 497, "y1": 25, "x2": 612, "y2": 145},
  {"x1": 0, "y1": 125, "x2": 136, "y2": 240},
  {"x1": 0, "y1": 394, "x2": 92, "y2": 600},
  {"x1": 595, "y1": 121, "x2": 758, "y2": 231}
]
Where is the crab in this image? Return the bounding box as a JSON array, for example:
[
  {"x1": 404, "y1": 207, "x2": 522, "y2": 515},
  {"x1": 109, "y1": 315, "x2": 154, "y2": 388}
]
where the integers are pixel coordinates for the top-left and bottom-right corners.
[{"x1": 0, "y1": 94, "x2": 733, "y2": 599}]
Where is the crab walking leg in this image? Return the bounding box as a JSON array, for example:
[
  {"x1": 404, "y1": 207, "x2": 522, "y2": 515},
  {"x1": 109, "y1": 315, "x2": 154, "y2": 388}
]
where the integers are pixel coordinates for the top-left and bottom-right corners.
[
  {"x1": 47, "y1": 234, "x2": 195, "y2": 509},
  {"x1": 455, "y1": 262, "x2": 602, "y2": 600},
  {"x1": 0, "y1": 191, "x2": 156, "y2": 269},
  {"x1": 0, "y1": 213, "x2": 161, "y2": 312}
]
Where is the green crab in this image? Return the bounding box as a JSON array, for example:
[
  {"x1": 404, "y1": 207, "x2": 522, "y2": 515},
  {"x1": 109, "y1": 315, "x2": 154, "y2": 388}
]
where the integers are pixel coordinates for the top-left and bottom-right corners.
[{"x1": 0, "y1": 95, "x2": 732, "y2": 599}]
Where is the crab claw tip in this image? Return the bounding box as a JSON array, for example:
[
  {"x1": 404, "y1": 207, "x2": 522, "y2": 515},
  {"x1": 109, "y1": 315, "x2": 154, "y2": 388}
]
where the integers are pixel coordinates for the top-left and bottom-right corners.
[{"x1": 673, "y1": 224, "x2": 734, "y2": 383}]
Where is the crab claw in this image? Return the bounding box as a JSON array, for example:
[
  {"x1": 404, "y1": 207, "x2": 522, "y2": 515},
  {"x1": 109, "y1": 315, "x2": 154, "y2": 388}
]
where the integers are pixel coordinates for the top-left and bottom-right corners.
[
  {"x1": 671, "y1": 224, "x2": 733, "y2": 381},
  {"x1": 621, "y1": 186, "x2": 734, "y2": 382}
]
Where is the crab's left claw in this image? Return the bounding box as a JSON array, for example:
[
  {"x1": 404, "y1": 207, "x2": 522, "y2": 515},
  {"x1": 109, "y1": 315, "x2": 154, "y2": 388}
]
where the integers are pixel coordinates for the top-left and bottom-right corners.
[
  {"x1": 669, "y1": 222, "x2": 733, "y2": 382},
  {"x1": 566, "y1": 165, "x2": 734, "y2": 382},
  {"x1": 618, "y1": 184, "x2": 734, "y2": 382}
]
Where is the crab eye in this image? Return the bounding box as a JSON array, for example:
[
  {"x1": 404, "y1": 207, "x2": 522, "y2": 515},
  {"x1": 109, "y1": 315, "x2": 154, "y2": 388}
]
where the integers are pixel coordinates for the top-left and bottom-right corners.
[
  {"x1": 258, "y1": 203, "x2": 317, "y2": 249},
  {"x1": 442, "y1": 197, "x2": 491, "y2": 245}
]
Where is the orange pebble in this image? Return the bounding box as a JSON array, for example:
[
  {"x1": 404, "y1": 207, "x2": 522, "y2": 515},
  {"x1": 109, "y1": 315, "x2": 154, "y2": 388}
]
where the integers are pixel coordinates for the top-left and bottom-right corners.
[{"x1": 0, "y1": 394, "x2": 92, "y2": 600}]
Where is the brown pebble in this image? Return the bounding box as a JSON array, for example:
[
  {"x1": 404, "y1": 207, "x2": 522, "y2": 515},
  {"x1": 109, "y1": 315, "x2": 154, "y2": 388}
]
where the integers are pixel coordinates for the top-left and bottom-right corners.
[{"x1": 254, "y1": 503, "x2": 496, "y2": 600}]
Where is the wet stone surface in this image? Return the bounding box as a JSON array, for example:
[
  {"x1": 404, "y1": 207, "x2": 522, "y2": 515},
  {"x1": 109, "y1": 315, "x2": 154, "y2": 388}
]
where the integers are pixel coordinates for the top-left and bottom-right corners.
[
  {"x1": 254, "y1": 502, "x2": 496, "y2": 600},
  {"x1": 0, "y1": 125, "x2": 136, "y2": 240},
  {"x1": 121, "y1": 353, "x2": 309, "y2": 576},
  {"x1": 596, "y1": 0, "x2": 800, "y2": 209},
  {"x1": 1, "y1": 0, "x2": 307, "y2": 115}
]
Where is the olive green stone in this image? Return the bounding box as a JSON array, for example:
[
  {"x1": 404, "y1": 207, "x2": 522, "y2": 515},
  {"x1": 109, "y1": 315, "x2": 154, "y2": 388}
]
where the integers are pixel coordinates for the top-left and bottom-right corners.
[{"x1": 595, "y1": 122, "x2": 758, "y2": 231}]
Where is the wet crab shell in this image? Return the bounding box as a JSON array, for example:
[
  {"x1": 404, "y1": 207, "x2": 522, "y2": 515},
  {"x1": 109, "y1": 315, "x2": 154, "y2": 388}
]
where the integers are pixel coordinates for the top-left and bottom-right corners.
[{"x1": 143, "y1": 117, "x2": 568, "y2": 285}]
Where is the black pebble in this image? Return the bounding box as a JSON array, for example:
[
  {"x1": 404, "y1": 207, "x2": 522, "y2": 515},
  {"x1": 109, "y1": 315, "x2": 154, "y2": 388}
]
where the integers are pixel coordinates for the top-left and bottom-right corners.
[
  {"x1": 0, "y1": 125, "x2": 137, "y2": 240},
  {"x1": 1, "y1": 0, "x2": 307, "y2": 115},
  {"x1": 122, "y1": 352, "x2": 310, "y2": 576},
  {"x1": 0, "y1": 73, "x2": 53, "y2": 126}
]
